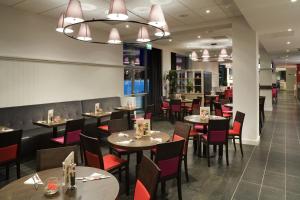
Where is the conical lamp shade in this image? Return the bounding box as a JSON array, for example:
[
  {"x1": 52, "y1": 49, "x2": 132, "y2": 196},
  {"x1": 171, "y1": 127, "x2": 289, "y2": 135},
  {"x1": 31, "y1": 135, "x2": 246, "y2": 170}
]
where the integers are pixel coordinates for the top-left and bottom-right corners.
[
  {"x1": 65, "y1": 0, "x2": 84, "y2": 24},
  {"x1": 107, "y1": 0, "x2": 128, "y2": 20},
  {"x1": 137, "y1": 26, "x2": 150, "y2": 43},
  {"x1": 148, "y1": 4, "x2": 166, "y2": 27},
  {"x1": 56, "y1": 13, "x2": 73, "y2": 33},
  {"x1": 77, "y1": 23, "x2": 92, "y2": 41},
  {"x1": 202, "y1": 49, "x2": 210, "y2": 58},
  {"x1": 219, "y1": 48, "x2": 228, "y2": 58},
  {"x1": 190, "y1": 51, "x2": 198, "y2": 61},
  {"x1": 108, "y1": 28, "x2": 122, "y2": 44},
  {"x1": 154, "y1": 24, "x2": 170, "y2": 37}
]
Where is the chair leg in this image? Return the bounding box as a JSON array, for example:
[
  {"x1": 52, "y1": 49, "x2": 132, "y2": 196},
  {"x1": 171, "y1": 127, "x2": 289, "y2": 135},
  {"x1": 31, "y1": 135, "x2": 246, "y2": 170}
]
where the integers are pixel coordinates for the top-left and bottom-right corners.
[
  {"x1": 6, "y1": 165, "x2": 9, "y2": 180},
  {"x1": 198, "y1": 136, "x2": 202, "y2": 157},
  {"x1": 233, "y1": 138, "x2": 236, "y2": 151},
  {"x1": 213, "y1": 145, "x2": 217, "y2": 153},
  {"x1": 150, "y1": 151, "x2": 154, "y2": 160},
  {"x1": 16, "y1": 161, "x2": 20, "y2": 179},
  {"x1": 226, "y1": 143, "x2": 229, "y2": 166},
  {"x1": 177, "y1": 176, "x2": 182, "y2": 200},
  {"x1": 183, "y1": 156, "x2": 189, "y2": 182},
  {"x1": 118, "y1": 168, "x2": 122, "y2": 182},
  {"x1": 161, "y1": 181, "x2": 166, "y2": 195},
  {"x1": 125, "y1": 164, "x2": 130, "y2": 195},
  {"x1": 239, "y1": 137, "x2": 244, "y2": 157},
  {"x1": 207, "y1": 144, "x2": 210, "y2": 167},
  {"x1": 193, "y1": 136, "x2": 197, "y2": 153}
]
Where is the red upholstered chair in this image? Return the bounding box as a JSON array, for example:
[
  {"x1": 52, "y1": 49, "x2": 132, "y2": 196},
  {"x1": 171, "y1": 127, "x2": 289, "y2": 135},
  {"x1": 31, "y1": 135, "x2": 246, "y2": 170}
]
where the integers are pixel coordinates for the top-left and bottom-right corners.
[
  {"x1": 134, "y1": 156, "x2": 161, "y2": 200},
  {"x1": 214, "y1": 102, "x2": 232, "y2": 118},
  {"x1": 228, "y1": 111, "x2": 245, "y2": 157},
  {"x1": 132, "y1": 104, "x2": 154, "y2": 129},
  {"x1": 0, "y1": 129, "x2": 22, "y2": 179},
  {"x1": 161, "y1": 97, "x2": 170, "y2": 119},
  {"x1": 155, "y1": 140, "x2": 185, "y2": 200},
  {"x1": 199, "y1": 119, "x2": 230, "y2": 167},
  {"x1": 98, "y1": 111, "x2": 124, "y2": 134},
  {"x1": 80, "y1": 133, "x2": 129, "y2": 195},
  {"x1": 151, "y1": 121, "x2": 191, "y2": 182},
  {"x1": 187, "y1": 98, "x2": 201, "y2": 115},
  {"x1": 170, "y1": 99, "x2": 182, "y2": 121}
]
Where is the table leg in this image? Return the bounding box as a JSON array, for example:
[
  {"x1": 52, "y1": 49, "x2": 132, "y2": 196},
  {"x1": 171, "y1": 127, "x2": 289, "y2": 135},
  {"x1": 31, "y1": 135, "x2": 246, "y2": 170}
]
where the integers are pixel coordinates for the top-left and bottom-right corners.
[
  {"x1": 127, "y1": 111, "x2": 133, "y2": 130},
  {"x1": 53, "y1": 127, "x2": 58, "y2": 138},
  {"x1": 96, "y1": 118, "x2": 101, "y2": 127},
  {"x1": 136, "y1": 151, "x2": 143, "y2": 178}
]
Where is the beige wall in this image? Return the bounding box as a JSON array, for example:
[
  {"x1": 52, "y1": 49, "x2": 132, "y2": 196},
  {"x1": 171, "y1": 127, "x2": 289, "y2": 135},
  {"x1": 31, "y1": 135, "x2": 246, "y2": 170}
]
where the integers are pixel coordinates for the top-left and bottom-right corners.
[
  {"x1": 286, "y1": 68, "x2": 296, "y2": 91},
  {"x1": 191, "y1": 61, "x2": 219, "y2": 88},
  {"x1": 0, "y1": 5, "x2": 123, "y2": 108}
]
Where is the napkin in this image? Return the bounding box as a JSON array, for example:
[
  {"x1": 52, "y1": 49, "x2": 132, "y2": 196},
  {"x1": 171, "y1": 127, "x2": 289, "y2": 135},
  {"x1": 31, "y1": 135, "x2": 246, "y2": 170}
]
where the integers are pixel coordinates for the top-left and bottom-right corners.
[
  {"x1": 118, "y1": 132, "x2": 129, "y2": 137},
  {"x1": 76, "y1": 173, "x2": 110, "y2": 182},
  {"x1": 24, "y1": 174, "x2": 43, "y2": 185},
  {"x1": 150, "y1": 137, "x2": 163, "y2": 143},
  {"x1": 1, "y1": 128, "x2": 14, "y2": 132},
  {"x1": 116, "y1": 139, "x2": 133, "y2": 145}
]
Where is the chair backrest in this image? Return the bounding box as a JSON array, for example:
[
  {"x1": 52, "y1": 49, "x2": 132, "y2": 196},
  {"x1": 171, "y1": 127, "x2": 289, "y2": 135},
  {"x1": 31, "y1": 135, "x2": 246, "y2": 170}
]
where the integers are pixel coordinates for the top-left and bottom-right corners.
[
  {"x1": 36, "y1": 145, "x2": 78, "y2": 171},
  {"x1": 0, "y1": 130, "x2": 22, "y2": 164},
  {"x1": 80, "y1": 134, "x2": 104, "y2": 169},
  {"x1": 197, "y1": 96, "x2": 202, "y2": 106},
  {"x1": 170, "y1": 99, "x2": 181, "y2": 112},
  {"x1": 110, "y1": 111, "x2": 124, "y2": 120},
  {"x1": 232, "y1": 111, "x2": 245, "y2": 135},
  {"x1": 64, "y1": 118, "x2": 85, "y2": 144},
  {"x1": 173, "y1": 122, "x2": 191, "y2": 155},
  {"x1": 214, "y1": 102, "x2": 223, "y2": 117},
  {"x1": 134, "y1": 156, "x2": 161, "y2": 200},
  {"x1": 191, "y1": 98, "x2": 201, "y2": 111},
  {"x1": 207, "y1": 119, "x2": 229, "y2": 144},
  {"x1": 155, "y1": 140, "x2": 184, "y2": 179},
  {"x1": 108, "y1": 118, "x2": 129, "y2": 133},
  {"x1": 145, "y1": 104, "x2": 154, "y2": 119}
]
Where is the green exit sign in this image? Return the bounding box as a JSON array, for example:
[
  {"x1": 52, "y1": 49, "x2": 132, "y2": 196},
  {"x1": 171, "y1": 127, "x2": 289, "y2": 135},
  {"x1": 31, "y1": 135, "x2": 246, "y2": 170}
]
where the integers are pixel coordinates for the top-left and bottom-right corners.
[{"x1": 146, "y1": 43, "x2": 152, "y2": 50}]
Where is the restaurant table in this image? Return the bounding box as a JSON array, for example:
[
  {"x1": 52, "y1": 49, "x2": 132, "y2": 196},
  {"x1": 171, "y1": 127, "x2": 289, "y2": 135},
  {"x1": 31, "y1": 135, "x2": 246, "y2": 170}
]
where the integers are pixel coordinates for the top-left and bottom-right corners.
[
  {"x1": 0, "y1": 166, "x2": 119, "y2": 200},
  {"x1": 33, "y1": 119, "x2": 70, "y2": 138},
  {"x1": 205, "y1": 94, "x2": 219, "y2": 111},
  {"x1": 224, "y1": 103, "x2": 233, "y2": 108},
  {"x1": 184, "y1": 115, "x2": 226, "y2": 157},
  {"x1": 82, "y1": 112, "x2": 111, "y2": 126},
  {"x1": 107, "y1": 130, "x2": 170, "y2": 170},
  {"x1": 115, "y1": 106, "x2": 139, "y2": 129},
  {"x1": 0, "y1": 126, "x2": 14, "y2": 134}
]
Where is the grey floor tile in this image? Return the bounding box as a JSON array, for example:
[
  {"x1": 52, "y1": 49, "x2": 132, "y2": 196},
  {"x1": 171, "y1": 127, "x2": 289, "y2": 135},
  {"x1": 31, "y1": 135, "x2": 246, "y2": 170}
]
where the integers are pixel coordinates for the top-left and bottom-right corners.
[
  {"x1": 286, "y1": 175, "x2": 300, "y2": 195},
  {"x1": 259, "y1": 186, "x2": 285, "y2": 200},
  {"x1": 232, "y1": 181, "x2": 260, "y2": 200},
  {"x1": 262, "y1": 171, "x2": 285, "y2": 190}
]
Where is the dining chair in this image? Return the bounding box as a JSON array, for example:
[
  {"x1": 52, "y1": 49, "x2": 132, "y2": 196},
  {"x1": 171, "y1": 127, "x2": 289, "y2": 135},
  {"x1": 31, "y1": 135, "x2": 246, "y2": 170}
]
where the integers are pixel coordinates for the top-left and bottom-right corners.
[
  {"x1": 155, "y1": 140, "x2": 185, "y2": 200},
  {"x1": 134, "y1": 156, "x2": 161, "y2": 200},
  {"x1": 80, "y1": 133, "x2": 129, "y2": 195},
  {"x1": 132, "y1": 104, "x2": 154, "y2": 129},
  {"x1": 169, "y1": 99, "x2": 182, "y2": 121},
  {"x1": 98, "y1": 111, "x2": 124, "y2": 134},
  {"x1": 199, "y1": 119, "x2": 230, "y2": 167},
  {"x1": 0, "y1": 130, "x2": 22, "y2": 179},
  {"x1": 214, "y1": 102, "x2": 232, "y2": 118},
  {"x1": 36, "y1": 146, "x2": 78, "y2": 171},
  {"x1": 187, "y1": 98, "x2": 201, "y2": 115},
  {"x1": 161, "y1": 97, "x2": 170, "y2": 119},
  {"x1": 228, "y1": 111, "x2": 245, "y2": 157},
  {"x1": 151, "y1": 121, "x2": 191, "y2": 182}
]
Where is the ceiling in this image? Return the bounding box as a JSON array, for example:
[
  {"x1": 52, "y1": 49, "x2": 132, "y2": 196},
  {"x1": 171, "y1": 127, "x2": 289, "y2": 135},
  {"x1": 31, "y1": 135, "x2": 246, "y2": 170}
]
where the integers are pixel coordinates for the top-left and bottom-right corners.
[
  {"x1": 234, "y1": 0, "x2": 300, "y2": 65},
  {"x1": 0, "y1": 0, "x2": 241, "y2": 54}
]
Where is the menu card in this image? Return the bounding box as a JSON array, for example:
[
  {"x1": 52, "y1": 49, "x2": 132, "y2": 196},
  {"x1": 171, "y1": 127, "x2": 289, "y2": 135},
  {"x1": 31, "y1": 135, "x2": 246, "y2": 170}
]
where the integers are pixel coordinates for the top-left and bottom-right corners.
[
  {"x1": 200, "y1": 107, "x2": 210, "y2": 120},
  {"x1": 135, "y1": 119, "x2": 151, "y2": 138},
  {"x1": 62, "y1": 151, "x2": 74, "y2": 187},
  {"x1": 95, "y1": 103, "x2": 102, "y2": 113},
  {"x1": 48, "y1": 109, "x2": 54, "y2": 123}
]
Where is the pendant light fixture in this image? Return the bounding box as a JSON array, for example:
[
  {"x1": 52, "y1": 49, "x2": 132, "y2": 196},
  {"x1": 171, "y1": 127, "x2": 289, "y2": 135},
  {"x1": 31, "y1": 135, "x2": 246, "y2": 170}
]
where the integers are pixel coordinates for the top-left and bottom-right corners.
[
  {"x1": 190, "y1": 51, "x2": 198, "y2": 61},
  {"x1": 56, "y1": 13, "x2": 74, "y2": 33},
  {"x1": 202, "y1": 49, "x2": 210, "y2": 58},
  {"x1": 65, "y1": 0, "x2": 84, "y2": 24},
  {"x1": 148, "y1": 4, "x2": 166, "y2": 27},
  {"x1": 108, "y1": 28, "x2": 122, "y2": 44},
  {"x1": 77, "y1": 23, "x2": 92, "y2": 41},
  {"x1": 137, "y1": 26, "x2": 150, "y2": 42},
  {"x1": 155, "y1": 24, "x2": 170, "y2": 37},
  {"x1": 219, "y1": 48, "x2": 228, "y2": 58},
  {"x1": 107, "y1": 0, "x2": 128, "y2": 20}
]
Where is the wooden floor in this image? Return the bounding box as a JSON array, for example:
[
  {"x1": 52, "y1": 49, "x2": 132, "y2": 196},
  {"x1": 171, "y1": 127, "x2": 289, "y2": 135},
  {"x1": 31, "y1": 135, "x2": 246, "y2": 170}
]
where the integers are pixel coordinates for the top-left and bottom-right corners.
[{"x1": 1, "y1": 91, "x2": 300, "y2": 200}]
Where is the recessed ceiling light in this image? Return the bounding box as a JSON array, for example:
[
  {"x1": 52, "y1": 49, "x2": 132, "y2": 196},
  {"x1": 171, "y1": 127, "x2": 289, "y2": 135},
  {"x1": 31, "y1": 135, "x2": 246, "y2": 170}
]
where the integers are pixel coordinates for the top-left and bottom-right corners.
[
  {"x1": 290, "y1": 0, "x2": 297, "y2": 2},
  {"x1": 81, "y1": 3, "x2": 97, "y2": 11},
  {"x1": 288, "y1": 28, "x2": 293, "y2": 32},
  {"x1": 206, "y1": 10, "x2": 211, "y2": 14},
  {"x1": 125, "y1": 24, "x2": 130, "y2": 28},
  {"x1": 287, "y1": 41, "x2": 291, "y2": 45},
  {"x1": 197, "y1": 35, "x2": 201, "y2": 39},
  {"x1": 169, "y1": 39, "x2": 172, "y2": 42}
]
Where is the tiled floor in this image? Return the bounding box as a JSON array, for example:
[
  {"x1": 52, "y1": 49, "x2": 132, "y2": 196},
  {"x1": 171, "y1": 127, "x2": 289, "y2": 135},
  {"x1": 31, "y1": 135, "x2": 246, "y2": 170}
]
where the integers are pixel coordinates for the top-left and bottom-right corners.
[{"x1": 1, "y1": 91, "x2": 299, "y2": 200}]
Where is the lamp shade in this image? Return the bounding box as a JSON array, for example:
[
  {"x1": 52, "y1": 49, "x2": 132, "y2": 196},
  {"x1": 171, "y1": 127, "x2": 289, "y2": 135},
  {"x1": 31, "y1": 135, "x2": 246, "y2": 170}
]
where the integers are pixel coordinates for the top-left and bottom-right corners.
[
  {"x1": 77, "y1": 23, "x2": 92, "y2": 41},
  {"x1": 65, "y1": 0, "x2": 84, "y2": 24},
  {"x1": 148, "y1": 4, "x2": 166, "y2": 27},
  {"x1": 202, "y1": 49, "x2": 210, "y2": 58},
  {"x1": 108, "y1": 28, "x2": 122, "y2": 44},
  {"x1": 219, "y1": 48, "x2": 228, "y2": 58},
  {"x1": 154, "y1": 24, "x2": 170, "y2": 37},
  {"x1": 56, "y1": 13, "x2": 74, "y2": 33},
  {"x1": 107, "y1": 0, "x2": 128, "y2": 20},
  {"x1": 137, "y1": 26, "x2": 150, "y2": 42},
  {"x1": 190, "y1": 51, "x2": 198, "y2": 61}
]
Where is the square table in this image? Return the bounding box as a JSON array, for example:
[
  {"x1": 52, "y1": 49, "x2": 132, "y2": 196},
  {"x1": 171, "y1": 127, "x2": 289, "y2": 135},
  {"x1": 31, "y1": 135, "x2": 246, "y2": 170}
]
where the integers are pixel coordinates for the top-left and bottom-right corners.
[
  {"x1": 82, "y1": 112, "x2": 112, "y2": 126},
  {"x1": 115, "y1": 107, "x2": 138, "y2": 129},
  {"x1": 33, "y1": 119, "x2": 69, "y2": 137},
  {"x1": 0, "y1": 126, "x2": 14, "y2": 134}
]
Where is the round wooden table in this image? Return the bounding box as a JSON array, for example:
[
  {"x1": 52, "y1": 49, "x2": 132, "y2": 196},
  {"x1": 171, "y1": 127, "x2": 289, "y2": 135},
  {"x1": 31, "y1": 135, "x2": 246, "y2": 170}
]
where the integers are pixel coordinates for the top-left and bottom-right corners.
[{"x1": 0, "y1": 166, "x2": 119, "y2": 200}]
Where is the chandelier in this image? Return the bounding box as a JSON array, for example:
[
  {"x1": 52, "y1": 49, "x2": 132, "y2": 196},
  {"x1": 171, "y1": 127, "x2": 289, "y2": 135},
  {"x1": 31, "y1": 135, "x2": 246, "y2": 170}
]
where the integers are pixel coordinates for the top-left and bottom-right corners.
[
  {"x1": 56, "y1": 0, "x2": 170, "y2": 45},
  {"x1": 189, "y1": 48, "x2": 231, "y2": 62}
]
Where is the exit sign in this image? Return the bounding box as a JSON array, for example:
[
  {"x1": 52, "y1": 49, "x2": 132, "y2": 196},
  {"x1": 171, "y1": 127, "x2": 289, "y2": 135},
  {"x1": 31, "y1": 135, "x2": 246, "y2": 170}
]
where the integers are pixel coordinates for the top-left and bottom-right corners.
[{"x1": 146, "y1": 43, "x2": 152, "y2": 50}]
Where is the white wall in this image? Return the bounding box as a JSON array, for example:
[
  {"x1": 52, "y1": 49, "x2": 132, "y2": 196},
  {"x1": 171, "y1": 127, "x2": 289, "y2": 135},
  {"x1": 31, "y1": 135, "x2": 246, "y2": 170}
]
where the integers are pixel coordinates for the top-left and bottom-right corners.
[
  {"x1": 192, "y1": 61, "x2": 219, "y2": 88},
  {"x1": 0, "y1": 5, "x2": 123, "y2": 108},
  {"x1": 286, "y1": 68, "x2": 296, "y2": 91},
  {"x1": 232, "y1": 17, "x2": 260, "y2": 145}
]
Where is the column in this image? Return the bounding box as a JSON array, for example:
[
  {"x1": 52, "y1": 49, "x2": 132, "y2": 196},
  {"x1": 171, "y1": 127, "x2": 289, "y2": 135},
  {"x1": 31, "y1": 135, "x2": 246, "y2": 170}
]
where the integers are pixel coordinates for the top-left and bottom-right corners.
[{"x1": 232, "y1": 17, "x2": 260, "y2": 145}]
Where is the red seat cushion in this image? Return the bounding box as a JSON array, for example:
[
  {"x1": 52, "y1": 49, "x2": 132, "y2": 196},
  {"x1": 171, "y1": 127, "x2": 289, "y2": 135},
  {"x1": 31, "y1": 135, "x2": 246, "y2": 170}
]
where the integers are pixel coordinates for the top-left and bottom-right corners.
[
  {"x1": 194, "y1": 124, "x2": 204, "y2": 130},
  {"x1": 98, "y1": 125, "x2": 109, "y2": 132},
  {"x1": 229, "y1": 121, "x2": 241, "y2": 135},
  {"x1": 202, "y1": 134, "x2": 208, "y2": 141},
  {"x1": 85, "y1": 151, "x2": 101, "y2": 168},
  {"x1": 151, "y1": 148, "x2": 157, "y2": 154},
  {"x1": 134, "y1": 179, "x2": 150, "y2": 200},
  {"x1": 158, "y1": 156, "x2": 180, "y2": 177},
  {"x1": 189, "y1": 129, "x2": 198, "y2": 137},
  {"x1": 51, "y1": 136, "x2": 64, "y2": 144},
  {"x1": 103, "y1": 154, "x2": 126, "y2": 171},
  {"x1": 0, "y1": 144, "x2": 18, "y2": 164},
  {"x1": 223, "y1": 113, "x2": 232, "y2": 118}
]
